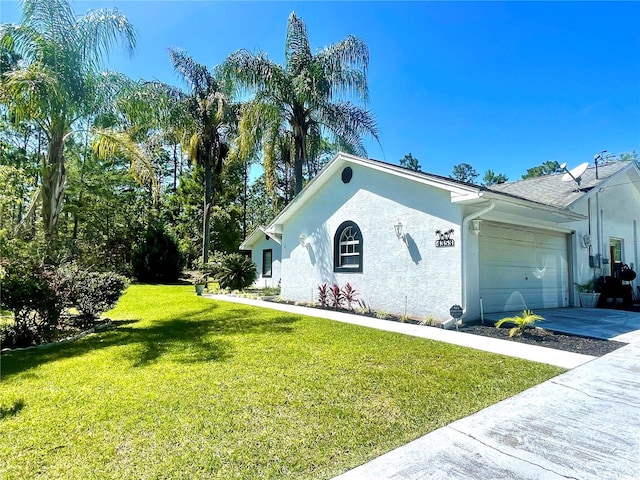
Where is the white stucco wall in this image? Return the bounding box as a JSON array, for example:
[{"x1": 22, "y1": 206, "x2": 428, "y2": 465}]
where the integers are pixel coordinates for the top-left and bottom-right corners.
[
  {"x1": 570, "y1": 172, "x2": 640, "y2": 291},
  {"x1": 279, "y1": 164, "x2": 463, "y2": 320},
  {"x1": 249, "y1": 235, "x2": 281, "y2": 289}
]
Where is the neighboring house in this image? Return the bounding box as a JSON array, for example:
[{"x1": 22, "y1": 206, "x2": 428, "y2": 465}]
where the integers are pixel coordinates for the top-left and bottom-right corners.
[
  {"x1": 239, "y1": 227, "x2": 282, "y2": 289},
  {"x1": 242, "y1": 152, "x2": 640, "y2": 321}
]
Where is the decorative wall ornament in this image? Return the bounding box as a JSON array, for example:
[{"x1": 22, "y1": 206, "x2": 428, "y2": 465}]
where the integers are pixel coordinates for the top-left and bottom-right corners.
[{"x1": 435, "y1": 228, "x2": 455, "y2": 247}]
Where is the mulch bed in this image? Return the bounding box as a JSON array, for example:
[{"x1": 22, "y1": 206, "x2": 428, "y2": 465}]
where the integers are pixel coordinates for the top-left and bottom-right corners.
[
  {"x1": 458, "y1": 323, "x2": 626, "y2": 357},
  {"x1": 256, "y1": 296, "x2": 628, "y2": 357}
]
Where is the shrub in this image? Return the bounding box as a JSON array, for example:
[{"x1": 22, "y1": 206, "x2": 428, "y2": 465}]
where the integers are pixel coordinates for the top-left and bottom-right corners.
[
  {"x1": 55, "y1": 263, "x2": 127, "y2": 326},
  {"x1": 132, "y1": 223, "x2": 184, "y2": 282},
  {"x1": 74, "y1": 271, "x2": 128, "y2": 325},
  {"x1": 213, "y1": 253, "x2": 257, "y2": 291},
  {"x1": 202, "y1": 251, "x2": 226, "y2": 279},
  {"x1": 0, "y1": 264, "x2": 62, "y2": 348},
  {"x1": 0, "y1": 262, "x2": 128, "y2": 347}
]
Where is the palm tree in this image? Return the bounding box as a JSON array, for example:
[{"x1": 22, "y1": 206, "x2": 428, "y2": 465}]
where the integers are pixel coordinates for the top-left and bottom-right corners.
[
  {"x1": 495, "y1": 310, "x2": 544, "y2": 337},
  {"x1": 225, "y1": 12, "x2": 379, "y2": 196},
  {"x1": 163, "y1": 48, "x2": 237, "y2": 264},
  {"x1": 0, "y1": 0, "x2": 136, "y2": 248}
]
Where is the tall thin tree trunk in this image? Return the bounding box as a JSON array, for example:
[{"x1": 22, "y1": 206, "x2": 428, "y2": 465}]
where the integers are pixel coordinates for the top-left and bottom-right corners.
[
  {"x1": 243, "y1": 160, "x2": 247, "y2": 239},
  {"x1": 293, "y1": 133, "x2": 304, "y2": 195},
  {"x1": 72, "y1": 128, "x2": 90, "y2": 245},
  {"x1": 173, "y1": 144, "x2": 178, "y2": 192},
  {"x1": 202, "y1": 150, "x2": 214, "y2": 265}
]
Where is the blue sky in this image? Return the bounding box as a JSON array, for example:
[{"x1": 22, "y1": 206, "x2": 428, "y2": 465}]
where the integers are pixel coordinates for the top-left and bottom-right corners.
[{"x1": 1, "y1": 1, "x2": 639, "y2": 181}]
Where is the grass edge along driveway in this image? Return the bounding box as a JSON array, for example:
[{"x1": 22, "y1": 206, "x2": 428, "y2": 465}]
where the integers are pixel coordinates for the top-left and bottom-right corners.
[{"x1": 0, "y1": 284, "x2": 563, "y2": 480}]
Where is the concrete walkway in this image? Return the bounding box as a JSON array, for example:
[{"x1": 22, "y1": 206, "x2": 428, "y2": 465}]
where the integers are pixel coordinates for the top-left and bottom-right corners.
[
  {"x1": 205, "y1": 294, "x2": 594, "y2": 369},
  {"x1": 333, "y1": 342, "x2": 640, "y2": 480}
]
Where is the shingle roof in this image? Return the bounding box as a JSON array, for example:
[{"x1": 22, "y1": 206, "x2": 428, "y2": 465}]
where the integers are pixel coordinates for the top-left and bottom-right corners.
[{"x1": 486, "y1": 161, "x2": 634, "y2": 209}]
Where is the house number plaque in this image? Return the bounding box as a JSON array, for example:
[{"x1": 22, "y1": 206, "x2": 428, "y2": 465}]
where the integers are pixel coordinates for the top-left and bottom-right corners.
[{"x1": 435, "y1": 229, "x2": 455, "y2": 247}]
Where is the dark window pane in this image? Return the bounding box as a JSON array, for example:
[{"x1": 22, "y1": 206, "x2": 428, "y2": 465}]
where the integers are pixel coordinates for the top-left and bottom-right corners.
[{"x1": 262, "y1": 249, "x2": 272, "y2": 277}]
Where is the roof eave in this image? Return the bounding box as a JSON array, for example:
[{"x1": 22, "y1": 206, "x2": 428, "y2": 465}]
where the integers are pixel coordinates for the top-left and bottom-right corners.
[
  {"x1": 266, "y1": 152, "x2": 482, "y2": 230},
  {"x1": 567, "y1": 161, "x2": 640, "y2": 209},
  {"x1": 478, "y1": 191, "x2": 586, "y2": 222},
  {"x1": 239, "y1": 226, "x2": 282, "y2": 250}
]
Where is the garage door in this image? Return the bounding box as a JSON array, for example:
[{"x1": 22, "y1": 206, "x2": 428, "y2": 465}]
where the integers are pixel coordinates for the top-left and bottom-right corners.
[{"x1": 479, "y1": 222, "x2": 570, "y2": 313}]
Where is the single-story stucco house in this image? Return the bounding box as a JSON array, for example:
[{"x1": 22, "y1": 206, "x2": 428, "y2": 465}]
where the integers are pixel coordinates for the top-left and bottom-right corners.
[{"x1": 241, "y1": 152, "x2": 640, "y2": 321}]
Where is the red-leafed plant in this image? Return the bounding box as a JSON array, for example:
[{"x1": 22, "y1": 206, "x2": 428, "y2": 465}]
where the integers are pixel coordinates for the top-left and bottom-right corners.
[
  {"x1": 341, "y1": 282, "x2": 358, "y2": 311},
  {"x1": 317, "y1": 283, "x2": 329, "y2": 307},
  {"x1": 328, "y1": 283, "x2": 344, "y2": 309}
]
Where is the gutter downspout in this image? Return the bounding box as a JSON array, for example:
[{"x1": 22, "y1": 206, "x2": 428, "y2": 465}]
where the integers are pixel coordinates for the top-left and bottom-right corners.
[{"x1": 461, "y1": 200, "x2": 495, "y2": 320}]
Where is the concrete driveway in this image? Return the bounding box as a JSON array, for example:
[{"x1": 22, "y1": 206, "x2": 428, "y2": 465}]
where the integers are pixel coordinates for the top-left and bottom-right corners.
[
  {"x1": 334, "y1": 341, "x2": 640, "y2": 480},
  {"x1": 483, "y1": 307, "x2": 640, "y2": 343}
]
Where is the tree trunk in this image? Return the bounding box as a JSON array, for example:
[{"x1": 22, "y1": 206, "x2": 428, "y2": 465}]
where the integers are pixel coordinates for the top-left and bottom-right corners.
[
  {"x1": 293, "y1": 132, "x2": 305, "y2": 195},
  {"x1": 243, "y1": 160, "x2": 248, "y2": 240},
  {"x1": 202, "y1": 150, "x2": 214, "y2": 265},
  {"x1": 72, "y1": 130, "x2": 90, "y2": 244},
  {"x1": 41, "y1": 133, "x2": 67, "y2": 252},
  {"x1": 173, "y1": 144, "x2": 178, "y2": 192}
]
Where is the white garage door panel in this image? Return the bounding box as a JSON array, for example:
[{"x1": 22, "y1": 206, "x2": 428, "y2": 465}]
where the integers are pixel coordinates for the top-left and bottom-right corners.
[{"x1": 479, "y1": 223, "x2": 569, "y2": 313}]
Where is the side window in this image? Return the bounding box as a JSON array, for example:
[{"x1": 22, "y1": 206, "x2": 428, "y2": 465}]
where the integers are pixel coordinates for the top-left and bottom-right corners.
[
  {"x1": 333, "y1": 221, "x2": 363, "y2": 273},
  {"x1": 262, "y1": 249, "x2": 273, "y2": 277}
]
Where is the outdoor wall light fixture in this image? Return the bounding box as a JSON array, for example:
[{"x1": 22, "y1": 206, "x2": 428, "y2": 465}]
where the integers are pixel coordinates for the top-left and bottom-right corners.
[
  {"x1": 470, "y1": 219, "x2": 482, "y2": 235},
  {"x1": 299, "y1": 234, "x2": 309, "y2": 248},
  {"x1": 394, "y1": 220, "x2": 404, "y2": 240}
]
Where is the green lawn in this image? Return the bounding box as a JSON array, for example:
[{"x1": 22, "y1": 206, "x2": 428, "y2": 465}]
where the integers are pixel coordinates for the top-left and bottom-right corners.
[{"x1": 0, "y1": 285, "x2": 563, "y2": 479}]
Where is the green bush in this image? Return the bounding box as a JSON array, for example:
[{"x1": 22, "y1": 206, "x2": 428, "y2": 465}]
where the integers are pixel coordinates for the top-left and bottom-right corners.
[
  {"x1": 0, "y1": 262, "x2": 128, "y2": 347},
  {"x1": 209, "y1": 252, "x2": 257, "y2": 291},
  {"x1": 132, "y1": 223, "x2": 184, "y2": 282},
  {"x1": 74, "y1": 273, "x2": 128, "y2": 325},
  {"x1": 56, "y1": 263, "x2": 128, "y2": 325},
  {"x1": 0, "y1": 264, "x2": 62, "y2": 348}
]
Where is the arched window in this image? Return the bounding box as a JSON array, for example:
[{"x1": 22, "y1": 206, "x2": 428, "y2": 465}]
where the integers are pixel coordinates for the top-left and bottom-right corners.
[{"x1": 334, "y1": 221, "x2": 363, "y2": 273}]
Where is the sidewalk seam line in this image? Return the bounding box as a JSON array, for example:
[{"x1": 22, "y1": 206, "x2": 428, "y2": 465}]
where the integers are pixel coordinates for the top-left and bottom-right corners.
[{"x1": 447, "y1": 425, "x2": 581, "y2": 480}]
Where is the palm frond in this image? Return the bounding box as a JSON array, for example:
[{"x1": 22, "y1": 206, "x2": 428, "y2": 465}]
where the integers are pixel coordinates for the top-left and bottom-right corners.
[
  {"x1": 316, "y1": 35, "x2": 369, "y2": 102},
  {"x1": 224, "y1": 49, "x2": 286, "y2": 96},
  {"x1": 318, "y1": 101, "x2": 379, "y2": 156},
  {"x1": 169, "y1": 47, "x2": 217, "y2": 99},
  {"x1": 2, "y1": 62, "x2": 64, "y2": 125},
  {"x1": 86, "y1": 70, "x2": 135, "y2": 122},
  {"x1": 285, "y1": 12, "x2": 312, "y2": 77},
  {"x1": 495, "y1": 309, "x2": 544, "y2": 337},
  {"x1": 77, "y1": 7, "x2": 136, "y2": 69},
  {"x1": 92, "y1": 128, "x2": 157, "y2": 195},
  {"x1": 318, "y1": 34, "x2": 369, "y2": 72},
  {"x1": 187, "y1": 132, "x2": 200, "y2": 163},
  {"x1": 22, "y1": 0, "x2": 76, "y2": 44},
  {"x1": 324, "y1": 67, "x2": 369, "y2": 103}
]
